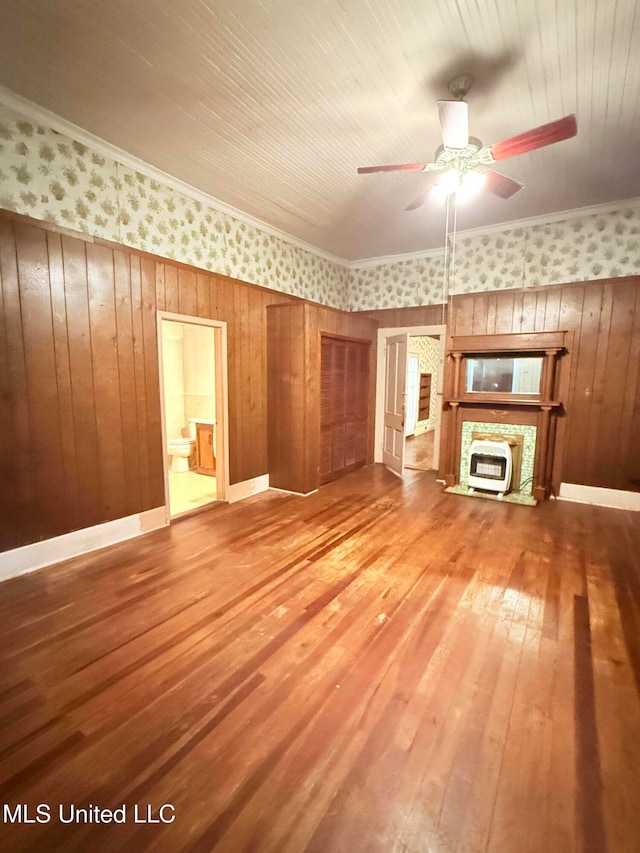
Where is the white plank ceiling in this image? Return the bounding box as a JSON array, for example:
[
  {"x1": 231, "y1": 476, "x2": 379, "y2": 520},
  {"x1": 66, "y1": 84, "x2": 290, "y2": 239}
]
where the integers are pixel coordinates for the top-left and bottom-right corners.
[{"x1": 0, "y1": 0, "x2": 638, "y2": 261}]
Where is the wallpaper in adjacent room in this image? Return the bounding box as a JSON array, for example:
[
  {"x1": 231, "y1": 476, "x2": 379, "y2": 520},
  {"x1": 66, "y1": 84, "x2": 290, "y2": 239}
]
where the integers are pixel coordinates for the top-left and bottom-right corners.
[
  {"x1": 0, "y1": 103, "x2": 349, "y2": 309},
  {"x1": 350, "y1": 206, "x2": 640, "y2": 310},
  {"x1": 409, "y1": 335, "x2": 440, "y2": 433}
]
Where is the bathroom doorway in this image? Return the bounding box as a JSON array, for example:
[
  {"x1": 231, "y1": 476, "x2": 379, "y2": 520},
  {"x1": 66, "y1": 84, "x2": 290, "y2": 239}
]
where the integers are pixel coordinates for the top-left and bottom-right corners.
[{"x1": 157, "y1": 312, "x2": 229, "y2": 519}]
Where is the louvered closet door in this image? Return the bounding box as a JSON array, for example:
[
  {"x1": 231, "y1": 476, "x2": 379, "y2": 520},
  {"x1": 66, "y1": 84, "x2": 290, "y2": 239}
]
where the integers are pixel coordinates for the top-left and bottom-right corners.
[{"x1": 320, "y1": 336, "x2": 369, "y2": 485}]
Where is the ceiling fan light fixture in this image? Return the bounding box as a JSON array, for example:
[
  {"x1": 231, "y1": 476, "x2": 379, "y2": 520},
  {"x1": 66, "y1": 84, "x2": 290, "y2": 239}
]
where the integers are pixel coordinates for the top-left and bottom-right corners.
[
  {"x1": 456, "y1": 169, "x2": 487, "y2": 203},
  {"x1": 431, "y1": 168, "x2": 461, "y2": 202},
  {"x1": 431, "y1": 168, "x2": 486, "y2": 204}
]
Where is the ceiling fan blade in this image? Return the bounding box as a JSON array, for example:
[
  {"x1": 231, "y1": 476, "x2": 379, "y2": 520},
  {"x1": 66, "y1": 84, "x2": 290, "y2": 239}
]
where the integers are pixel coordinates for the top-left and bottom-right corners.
[
  {"x1": 405, "y1": 174, "x2": 440, "y2": 211},
  {"x1": 489, "y1": 114, "x2": 577, "y2": 162},
  {"x1": 357, "y1": 163, "x2": 428, "y2": 174},
  {"x1": 437, "y1": 100, "x2": 469, "y2": 149},
  {"x1": 482, "y1": 168, "x2": 524, "y2": 199}
]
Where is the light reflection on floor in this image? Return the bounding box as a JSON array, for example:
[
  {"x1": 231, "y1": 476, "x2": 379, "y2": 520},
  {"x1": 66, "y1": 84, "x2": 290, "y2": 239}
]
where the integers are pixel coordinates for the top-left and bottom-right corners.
[{"x1": 168, "y1": 470, "x2": 217, "y2": 516}]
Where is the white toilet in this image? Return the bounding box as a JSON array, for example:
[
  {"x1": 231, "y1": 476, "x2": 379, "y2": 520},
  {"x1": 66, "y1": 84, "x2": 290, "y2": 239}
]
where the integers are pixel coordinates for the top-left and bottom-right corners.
[{"x1": 167, "y1": 437, "x2": 196, "y2": 473}]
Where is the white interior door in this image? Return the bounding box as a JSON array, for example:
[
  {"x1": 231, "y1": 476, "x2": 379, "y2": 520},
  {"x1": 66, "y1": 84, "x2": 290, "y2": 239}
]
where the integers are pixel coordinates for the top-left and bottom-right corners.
[{"x1": 383, "y1": 333, "x2": 409, "y2": 476}]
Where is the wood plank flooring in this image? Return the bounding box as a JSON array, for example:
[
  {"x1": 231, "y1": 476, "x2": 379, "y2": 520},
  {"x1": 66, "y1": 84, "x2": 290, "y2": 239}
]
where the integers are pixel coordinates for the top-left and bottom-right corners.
[
  {"x1": 0, "y1": 465, "x2": 639, "y2": 852},
  {"x1": 405, "y1": 431, "x2": 435, "y2": 470}
]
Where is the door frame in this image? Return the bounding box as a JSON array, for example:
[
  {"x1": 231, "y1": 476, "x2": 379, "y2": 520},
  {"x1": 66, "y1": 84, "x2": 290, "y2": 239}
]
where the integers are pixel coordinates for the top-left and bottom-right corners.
[
  {"x1": 375, "y1": 325, "x2": 446, "y2": 472},
  {"x1": 157, "y1": 311, "x2": 230, "y2": 519},
  {"x1": 405, "y1": 352, "x2": 420, "y2": 437}
]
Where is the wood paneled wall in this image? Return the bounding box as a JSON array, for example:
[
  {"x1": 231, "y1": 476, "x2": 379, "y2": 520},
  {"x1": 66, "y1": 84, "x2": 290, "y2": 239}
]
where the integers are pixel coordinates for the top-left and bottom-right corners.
[
  {"x1": 3, "y1": 208, "x2": 637, "y2": 553},
  {"x1": 360, "y1": 304, "x2": 446, "y2": 328},
  {"x1": 0, "y1": 218, "x2": 163, "y2": 550},
  {"x1": 267, "y1": 302, "x2": 378, "y2": 494},
  {"x1": 361, "y1": 279, "x2": 640, "y2": 492},
  {"x1": 0, "y1": 213, "x2": 297, "y2": 552},
  {"x1": 448, "y1": 279, "x2": 640, "y2": 492},
  {"x1": 153, "y1": 257, "x2": 295, "y2": 487},
  {"x1": 267, "y1": 304, "x2": 311, "y2": 494}
]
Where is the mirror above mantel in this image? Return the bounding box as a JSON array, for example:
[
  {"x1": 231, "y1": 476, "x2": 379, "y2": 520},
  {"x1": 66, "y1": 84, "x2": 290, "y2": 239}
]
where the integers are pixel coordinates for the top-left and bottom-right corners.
[
  {"x1": 447, "y1": 331, "x2": 569, "y2": 407},
  {"x1": 465, "y1": 355, "x2": 543, "y2": 396}
]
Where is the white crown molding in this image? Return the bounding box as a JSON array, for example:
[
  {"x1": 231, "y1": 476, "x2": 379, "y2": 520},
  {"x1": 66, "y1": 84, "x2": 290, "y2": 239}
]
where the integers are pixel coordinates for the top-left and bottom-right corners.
[
  {"x1": 0, "y1": 86, "x2": 348, "y2": 269},
  {"x1": 350, "y1": 196, "x2": 640, "y2": 269},
  {"x1": 351, "y1": 245, "x2": 444, "y2": 270},
  {"x1": 2, "y1": 86, "x2": 639, "y2": 276}
]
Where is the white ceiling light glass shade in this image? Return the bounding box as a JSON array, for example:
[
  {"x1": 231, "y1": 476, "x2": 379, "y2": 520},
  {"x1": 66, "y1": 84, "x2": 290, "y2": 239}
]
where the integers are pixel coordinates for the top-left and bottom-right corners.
[
  {"x1": 431, "y1": 168, "x2": 461, "y2": 202},
  {"x1": 431, "y1": 168, "x2": 487, "y2": 204},
  {"x1": 456, "y1": 170, "x2": 487, "y2": 204}
]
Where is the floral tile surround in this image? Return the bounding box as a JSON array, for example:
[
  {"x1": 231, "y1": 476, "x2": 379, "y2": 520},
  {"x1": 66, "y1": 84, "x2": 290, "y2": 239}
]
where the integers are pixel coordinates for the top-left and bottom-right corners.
[
  {"x1": 445, "y1": 483, "x2": 537, "y2": 506},
  {"x1": 459, "y1": 421, "x2": 537, "y2": 496}
]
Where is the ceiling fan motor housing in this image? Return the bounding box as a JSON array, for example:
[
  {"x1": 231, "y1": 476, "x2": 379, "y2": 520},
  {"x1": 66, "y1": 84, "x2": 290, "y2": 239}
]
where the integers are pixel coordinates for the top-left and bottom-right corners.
[
  {"x1": 448, "y1": 73, "x2": 475, "y2": 100},
  {"x1": 434, "y1": 137, "x2": 483, "y2": 166}
]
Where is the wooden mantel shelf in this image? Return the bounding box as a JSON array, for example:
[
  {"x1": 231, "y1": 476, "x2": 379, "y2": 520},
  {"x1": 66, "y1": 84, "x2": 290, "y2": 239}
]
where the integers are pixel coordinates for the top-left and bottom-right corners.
[
  {"x1": 449, "y1": 331, "x2": 567, "y2": 354},
  {"x1": 446, "y1": 397, "x2": 563, "y2": 408}
]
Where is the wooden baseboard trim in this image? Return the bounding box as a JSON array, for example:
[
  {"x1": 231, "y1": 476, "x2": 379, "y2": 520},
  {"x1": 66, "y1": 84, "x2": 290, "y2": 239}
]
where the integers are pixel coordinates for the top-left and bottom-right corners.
[
  {"x1": 227, "y1": 475, "x2": 270, "y2": 503},
  {"x1": 0, "y1": 507, "x2": 168, "y2": 582},
  {"x1": 558, "y1": 483, "x2": 640, "y2": 511}
]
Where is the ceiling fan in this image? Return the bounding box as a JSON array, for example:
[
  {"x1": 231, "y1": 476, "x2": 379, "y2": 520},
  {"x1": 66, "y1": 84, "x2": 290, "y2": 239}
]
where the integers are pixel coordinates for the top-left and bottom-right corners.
[{"x1": 357, "y1": 74, "x2": 577, "y2": 211}]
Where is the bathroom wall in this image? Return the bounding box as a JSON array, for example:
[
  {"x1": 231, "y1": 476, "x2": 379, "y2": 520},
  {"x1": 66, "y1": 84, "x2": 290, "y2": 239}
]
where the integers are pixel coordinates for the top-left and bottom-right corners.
[
  {"x1": 182, "y1": 324, "x2": 215, "y2": 424},
  {"x1": 161, "y1": 323, "x2": 186, "y2": 442}
]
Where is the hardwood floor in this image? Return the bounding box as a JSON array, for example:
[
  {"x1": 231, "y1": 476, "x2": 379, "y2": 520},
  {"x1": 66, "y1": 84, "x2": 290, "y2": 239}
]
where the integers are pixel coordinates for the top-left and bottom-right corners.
[
  {"x1": 0, "y1": 465, "x2": 639, "y2": 852},
  {"x1": 405, "y1": 431, "x2": 435, "y2": 470}
]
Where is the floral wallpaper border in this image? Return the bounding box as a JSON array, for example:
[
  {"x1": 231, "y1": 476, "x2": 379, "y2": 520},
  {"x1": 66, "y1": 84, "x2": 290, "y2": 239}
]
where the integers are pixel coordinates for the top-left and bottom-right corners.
[
  {"x1": 0, "y1": 102, "x2": 349, "y2": 309},
  {"x1": 1, "y1": 100, "x2": 639, "y2": 314},
  {"x1": 349, "y1": 206, "x2": 640, "y2": 311}
]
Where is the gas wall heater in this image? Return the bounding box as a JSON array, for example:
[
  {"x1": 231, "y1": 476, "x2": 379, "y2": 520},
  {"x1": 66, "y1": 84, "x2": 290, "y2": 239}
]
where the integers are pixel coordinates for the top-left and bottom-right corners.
[{"x1": 468, "y1": 440, "x2": 513, "y2": 497}]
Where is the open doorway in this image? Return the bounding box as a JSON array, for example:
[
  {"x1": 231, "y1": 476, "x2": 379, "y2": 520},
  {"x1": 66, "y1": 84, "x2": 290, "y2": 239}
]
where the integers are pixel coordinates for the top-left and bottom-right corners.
[
  {"x1": 374, "y1": 324, "x2": 446, "y2": 476},
  {"x1": 157, "y1": 312, "x2": 229, "y2": 519},
  {"x1": 405, "y1": 335, "x2": 441, "y2": 470}
]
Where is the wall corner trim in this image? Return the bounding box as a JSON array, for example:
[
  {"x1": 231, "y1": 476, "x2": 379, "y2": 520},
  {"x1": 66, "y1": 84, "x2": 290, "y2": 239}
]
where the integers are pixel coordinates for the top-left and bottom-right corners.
[
  {"x1": 0, "y1": 507, "x2": 168, "y2": 582},
  {"x1": 227, "y1": 474, "x2": 270, "y2": 503},
  {"x1": 558, "y1": 483, "x2": 640, "y2": 512}
]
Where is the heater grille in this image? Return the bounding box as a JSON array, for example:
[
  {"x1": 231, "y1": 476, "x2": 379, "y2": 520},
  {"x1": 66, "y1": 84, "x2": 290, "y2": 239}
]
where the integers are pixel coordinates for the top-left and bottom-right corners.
[{"x1": 474, "y1": 458, "x2": 505, "y2": 478}]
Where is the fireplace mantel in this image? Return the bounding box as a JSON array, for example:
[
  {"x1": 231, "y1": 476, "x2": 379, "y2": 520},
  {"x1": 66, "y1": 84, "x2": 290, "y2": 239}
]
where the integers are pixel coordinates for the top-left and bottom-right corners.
[{"x1": 442, "y1": 330, "x2": 573, "y2": 502}]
